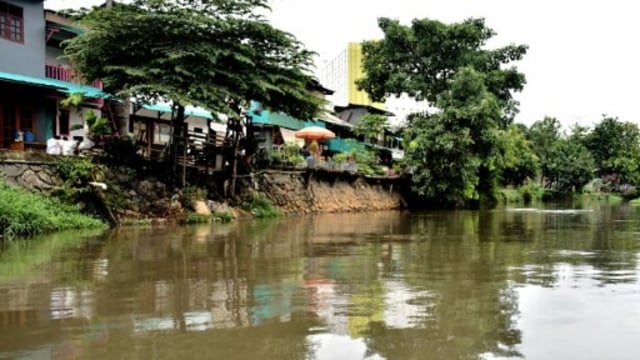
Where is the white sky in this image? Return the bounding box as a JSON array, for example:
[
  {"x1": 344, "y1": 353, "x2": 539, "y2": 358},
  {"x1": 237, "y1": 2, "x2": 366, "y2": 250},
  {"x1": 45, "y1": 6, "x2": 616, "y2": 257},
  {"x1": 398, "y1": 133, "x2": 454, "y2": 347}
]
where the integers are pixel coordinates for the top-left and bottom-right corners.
[{"x1": 45, "y1": 0, "x2": 640, "y2": 127}]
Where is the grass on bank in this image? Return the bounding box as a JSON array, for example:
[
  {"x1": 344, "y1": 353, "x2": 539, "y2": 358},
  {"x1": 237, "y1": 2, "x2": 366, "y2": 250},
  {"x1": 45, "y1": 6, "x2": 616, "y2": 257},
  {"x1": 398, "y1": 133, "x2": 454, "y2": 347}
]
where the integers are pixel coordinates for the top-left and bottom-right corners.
[
  {"x1": 498, "y1": 181, "x2": 545, "y2": 204},
  {"x1": 0, "y1": 183, "x2": 106, "y2": 238}
]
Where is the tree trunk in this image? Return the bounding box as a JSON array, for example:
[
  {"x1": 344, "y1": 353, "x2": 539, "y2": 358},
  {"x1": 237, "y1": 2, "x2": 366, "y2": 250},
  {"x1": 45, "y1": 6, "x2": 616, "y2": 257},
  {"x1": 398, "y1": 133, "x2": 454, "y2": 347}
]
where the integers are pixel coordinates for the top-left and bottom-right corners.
[
  {"x1": 227, "y1": 118, "x2": 241, "y2": 198},
  {"x1": 113, "y1": 98, "x2": 130, "y2": 137},
  {"x1": 170, "y1": 104, "x2": 186, "y2": 189}
]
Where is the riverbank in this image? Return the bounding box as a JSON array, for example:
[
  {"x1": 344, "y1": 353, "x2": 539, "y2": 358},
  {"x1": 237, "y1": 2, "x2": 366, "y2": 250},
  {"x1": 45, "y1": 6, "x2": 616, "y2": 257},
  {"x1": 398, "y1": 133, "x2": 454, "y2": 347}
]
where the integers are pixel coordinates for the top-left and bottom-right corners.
[
  {"x1": 0, "y1": 183, "x2": 106, "y2": 238},
  {"x1": 1, "y1": 156, "x2": 407, "y2": 237}
]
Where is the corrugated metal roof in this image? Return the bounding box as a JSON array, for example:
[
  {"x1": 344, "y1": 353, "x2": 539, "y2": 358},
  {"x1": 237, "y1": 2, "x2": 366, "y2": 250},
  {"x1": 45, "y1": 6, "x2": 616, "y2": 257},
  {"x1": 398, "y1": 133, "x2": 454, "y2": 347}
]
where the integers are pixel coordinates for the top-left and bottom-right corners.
[
  {"x1": 0, "y1": 71, "x2": 109, "y2": 98},
  {"x1": 248, "y1": 101, "x2": 325, "y2": 130},
  {"x1": 317, "y1": 111, "x2": 353, "y2": 128},
  {"x1": 136, "y1": 101, "x2": 215, "y2": 120}
]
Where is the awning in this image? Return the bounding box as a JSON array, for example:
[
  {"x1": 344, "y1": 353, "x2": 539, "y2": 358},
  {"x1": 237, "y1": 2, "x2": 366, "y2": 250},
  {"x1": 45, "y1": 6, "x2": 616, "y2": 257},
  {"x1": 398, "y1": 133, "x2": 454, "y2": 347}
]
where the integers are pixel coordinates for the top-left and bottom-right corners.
[
  {"x1": 0, "y1": 71, "x2": 110, "y2": 99},
  {"x1": 280, "y1": 127, "x2": 304, "y2": 148}
]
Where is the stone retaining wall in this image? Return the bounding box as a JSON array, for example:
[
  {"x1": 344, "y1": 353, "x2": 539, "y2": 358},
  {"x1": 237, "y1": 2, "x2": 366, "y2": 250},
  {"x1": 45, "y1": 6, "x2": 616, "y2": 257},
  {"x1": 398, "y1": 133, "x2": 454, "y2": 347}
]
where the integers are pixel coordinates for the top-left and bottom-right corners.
[
  {"x1": 254, "y1": 170, "x2": 407, "y2": 214},
  {"x1": 0, "y1": 160, "x2": 61, "y2": 193}
]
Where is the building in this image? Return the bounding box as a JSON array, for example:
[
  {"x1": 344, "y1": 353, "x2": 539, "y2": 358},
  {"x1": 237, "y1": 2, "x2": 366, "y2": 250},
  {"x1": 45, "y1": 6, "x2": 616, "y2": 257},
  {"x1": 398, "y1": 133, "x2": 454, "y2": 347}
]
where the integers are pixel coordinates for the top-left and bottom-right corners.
[
  {"x1": 0, "y1": 0, "x2": 108, "y2": 150},
  {"x1": 318, "y1": 42, "x2": 430, "y2": 127}
]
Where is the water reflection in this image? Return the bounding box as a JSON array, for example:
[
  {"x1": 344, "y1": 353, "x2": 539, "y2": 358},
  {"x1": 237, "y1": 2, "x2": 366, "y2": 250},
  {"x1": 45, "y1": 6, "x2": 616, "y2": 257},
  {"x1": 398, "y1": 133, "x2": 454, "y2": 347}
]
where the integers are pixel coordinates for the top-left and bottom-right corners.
[{"x1": 0, "y1": 205, "x2": 639, "y2": 359}]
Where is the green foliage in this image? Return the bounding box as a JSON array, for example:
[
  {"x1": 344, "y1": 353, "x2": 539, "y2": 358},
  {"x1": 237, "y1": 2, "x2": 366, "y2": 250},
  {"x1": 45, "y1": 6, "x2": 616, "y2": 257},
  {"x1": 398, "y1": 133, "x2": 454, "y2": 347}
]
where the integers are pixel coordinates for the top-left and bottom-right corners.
[
  {"x1": 60, "y1": 92, "x2": 85, "y2": 108},
  {"x1": 526, "y1": 116, "x2": 561, "y2": 184},
  {"x1": 185, "y1": 210, "x2": 233, "y2": 224},
  {"x1": 354, "y1": 114, "x2": 388, "y2": 143},
  {"x1": 183, "y1": 186, "x2": 207, "y2": 204},
  {"x1": 214, "y1": 211, "x2": 233, "y2": 222},
  {"x1": 403, "y1": 67, "x2": 505, "y2": 205},
  {"x1": 500, "y1": 124, "x2": 539, "y2": 186},
  {"x1": 84, "y1": 110, "x2": 112, "y2": 138},
  {"x1": 584, "y1": 115, "x2": 640, "y2": 185},
  {"x1": 352, "y1": 147, "x2": 385, "y2": 176},
  {"x1": 276, "y1": 143, "x2": 306, "y2": 166},
  {"x1": 242, "y1": 193, "x2": 281, "y2": 218},
  {"x1": 358, "y1": 17, "x2": 527, "y2": 123},
  {"x1": 185, "y1": 213, "x2": 214, "y2": 224},
  {"x1": 544, "y1": 139, "x2": 595, "y2": 192},
  {"x1": 498, "y1": 188, "x2": 522, "y2": 203},
  {"x1": 333, "y1": 152, "x2": 350, "y2": 164},
  {"x1": 54, "y1": 157, "x2": 103, "y2": 203},
  {"x1": 0, "y1": 183, "x2": 105, "y2": 238},
  {"x1": 498, "y1": 181, "x2": 543, "y2": 204},
  {"x1": 517, "y1": 180, "x2": 544, "y2": 203},
  {"x1": 358, "y1": 17, "x2": 527, "y2": 206},
  {"x1": 582, "y1": 178, "x2": 604, "y2": 194},
  {"x1": 63, "y1": 0, "x2": 321, "y2": 120},
  {"x1": 526, "y1": 117, "x2": 596, "y2": 193}
]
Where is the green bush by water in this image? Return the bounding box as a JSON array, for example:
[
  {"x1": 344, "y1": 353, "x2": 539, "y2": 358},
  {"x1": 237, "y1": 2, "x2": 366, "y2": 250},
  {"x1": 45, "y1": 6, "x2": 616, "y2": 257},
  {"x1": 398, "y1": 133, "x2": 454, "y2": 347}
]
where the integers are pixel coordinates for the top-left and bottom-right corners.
[
  {"x1": 0, "y1": 183, "x2": 106, "y2": 238},
  {"x1": 498, "y1": 181, "x2": 544, "y2": 204},
  {"x1": 242, "y1": 193, "x2": 281, "y2": 218},
  {"x1": 184, "y1": 210, "x2": 234, "y2": 224}
]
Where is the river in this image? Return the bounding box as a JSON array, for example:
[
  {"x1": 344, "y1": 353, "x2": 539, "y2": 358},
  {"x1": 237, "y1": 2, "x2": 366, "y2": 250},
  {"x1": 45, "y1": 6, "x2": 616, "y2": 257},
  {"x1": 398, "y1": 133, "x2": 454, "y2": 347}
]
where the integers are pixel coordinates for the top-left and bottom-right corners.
[{"x1": 1, "y1": 203, "x2": 640, "y2": 359}]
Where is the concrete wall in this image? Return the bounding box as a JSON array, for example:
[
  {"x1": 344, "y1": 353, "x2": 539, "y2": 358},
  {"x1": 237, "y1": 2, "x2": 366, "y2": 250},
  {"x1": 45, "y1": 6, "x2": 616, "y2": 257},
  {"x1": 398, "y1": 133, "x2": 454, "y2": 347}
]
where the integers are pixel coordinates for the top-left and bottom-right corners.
[
  {"x1": 45, "y1": 44, "x2": 68, "y2": 67},
  {"x1": 0, "y1": 0, "x2": 45, "y2": 77}
]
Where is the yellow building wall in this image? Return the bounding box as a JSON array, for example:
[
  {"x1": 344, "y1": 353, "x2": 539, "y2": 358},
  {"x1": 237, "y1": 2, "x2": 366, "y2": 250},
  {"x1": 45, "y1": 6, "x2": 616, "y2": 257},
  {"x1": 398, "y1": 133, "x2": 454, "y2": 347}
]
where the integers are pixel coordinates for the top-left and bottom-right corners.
[{"x1": 346, "y1": 43, "x2": 386, "y2": 111}]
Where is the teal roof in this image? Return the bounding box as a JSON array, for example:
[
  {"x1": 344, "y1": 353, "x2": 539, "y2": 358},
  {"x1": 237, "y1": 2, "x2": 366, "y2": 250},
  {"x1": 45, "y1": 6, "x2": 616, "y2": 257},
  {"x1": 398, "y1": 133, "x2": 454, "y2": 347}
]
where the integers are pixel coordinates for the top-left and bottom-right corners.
[
  {"x1": 0, "y1": 71, "x2": 109, "y2": 99},
  {"x1": 248, "y1": 101, "x2": 324, "y2": 130}
]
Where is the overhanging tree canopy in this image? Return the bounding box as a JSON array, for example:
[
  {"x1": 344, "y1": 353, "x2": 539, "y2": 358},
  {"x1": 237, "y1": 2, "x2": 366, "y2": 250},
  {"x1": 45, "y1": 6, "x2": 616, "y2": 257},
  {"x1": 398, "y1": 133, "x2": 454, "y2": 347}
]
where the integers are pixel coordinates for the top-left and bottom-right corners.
[
  {"x1": 358, "y1": 17, "x2": 527, "y2": 123},
  {"x1": 63, "y1": 0, "x2": 321, "y2": 119}
]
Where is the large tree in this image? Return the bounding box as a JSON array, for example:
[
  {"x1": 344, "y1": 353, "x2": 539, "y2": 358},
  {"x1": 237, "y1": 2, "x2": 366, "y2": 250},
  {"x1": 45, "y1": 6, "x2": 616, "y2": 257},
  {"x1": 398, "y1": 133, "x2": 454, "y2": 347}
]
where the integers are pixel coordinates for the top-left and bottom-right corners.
[
  {"x1": 63, "y1": 0, "x2": 321, "y2": 190},
  {"x1": 527, "y1": 117, "x2": 596, "y2": 192},
  {"x1": 358, "y1": 17, "x2": 527, "y2": 205},
  {"x1": 584, "y1": 115, "x2": 640, "y2": 186}
]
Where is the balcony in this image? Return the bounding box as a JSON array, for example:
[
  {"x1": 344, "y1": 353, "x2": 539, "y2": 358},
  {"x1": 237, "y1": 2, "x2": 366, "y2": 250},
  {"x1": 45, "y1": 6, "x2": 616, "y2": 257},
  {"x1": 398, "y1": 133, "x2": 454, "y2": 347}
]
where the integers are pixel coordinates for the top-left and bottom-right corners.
[{"x1": 45, "y1": 64, "x2": 103, "y2": 89}]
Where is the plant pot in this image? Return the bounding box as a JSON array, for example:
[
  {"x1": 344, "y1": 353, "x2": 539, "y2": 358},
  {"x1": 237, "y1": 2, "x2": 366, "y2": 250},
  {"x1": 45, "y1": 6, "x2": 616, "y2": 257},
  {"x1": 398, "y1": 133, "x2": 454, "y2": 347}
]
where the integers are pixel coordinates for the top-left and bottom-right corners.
[{"x1": 9, "y1": 142, "x2": 24, "y2": 151}]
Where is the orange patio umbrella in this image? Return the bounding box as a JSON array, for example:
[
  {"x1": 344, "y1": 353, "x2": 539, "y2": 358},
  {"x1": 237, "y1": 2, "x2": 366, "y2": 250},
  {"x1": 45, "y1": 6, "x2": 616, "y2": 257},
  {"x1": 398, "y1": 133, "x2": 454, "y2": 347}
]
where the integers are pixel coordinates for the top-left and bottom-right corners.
[{"x1": 294, "y1": 126, "x2": 336, "y2": 141}]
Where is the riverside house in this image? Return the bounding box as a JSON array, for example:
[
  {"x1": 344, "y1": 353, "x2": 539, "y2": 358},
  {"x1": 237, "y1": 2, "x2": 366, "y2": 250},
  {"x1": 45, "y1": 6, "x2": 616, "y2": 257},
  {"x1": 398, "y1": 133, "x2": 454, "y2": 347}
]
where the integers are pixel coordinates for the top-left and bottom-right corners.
[{"x1": 0, "y1": 0, "x2": 110, "y2": 151}]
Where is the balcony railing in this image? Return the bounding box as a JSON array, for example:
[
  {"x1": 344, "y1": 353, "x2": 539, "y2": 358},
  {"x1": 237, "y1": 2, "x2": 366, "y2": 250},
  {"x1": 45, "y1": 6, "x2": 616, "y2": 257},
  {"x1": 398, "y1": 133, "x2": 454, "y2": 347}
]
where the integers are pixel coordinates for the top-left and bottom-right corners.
[{"x1": 45, "y1": 64, "x2": 103, "y2": 89}]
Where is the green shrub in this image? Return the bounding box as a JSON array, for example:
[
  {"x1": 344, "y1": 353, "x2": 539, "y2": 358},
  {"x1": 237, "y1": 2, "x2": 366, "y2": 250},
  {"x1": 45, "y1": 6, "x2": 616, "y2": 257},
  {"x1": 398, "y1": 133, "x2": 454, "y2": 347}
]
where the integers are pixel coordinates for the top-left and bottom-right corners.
[
  {"x1": 241, "y1": 193, "x2": 281, "y2": 218},
  {"x1": 333, "y1": 152, "x2": 350, "y2": 164},
  {"x1": 518, "y1": 180, "x2": 544, "y2": 203},
  {"x1": 185, "y1": 213, "x2": 214, "y2": 224},
  {"x1": 214, "y1": 211, "x2": 233, "y2": 222},
  {"x1": 498, "y1": 188, "x2": 522, "y2": 203},
  {"x1": 185, "y1": 211, "x2": 233, "y2": 224},
  {"x1": 0, "y1": 183, "x2": 105, "y2": 238},
  {"x1": 582, "y1": 178, "x2": 604, "y2": 194},
  {"x1": 54, "y1": 157, "x2": 104, "y2": 204},
  {"x1": 183, "y1": 186, "x2": 207, "y2": 203}
]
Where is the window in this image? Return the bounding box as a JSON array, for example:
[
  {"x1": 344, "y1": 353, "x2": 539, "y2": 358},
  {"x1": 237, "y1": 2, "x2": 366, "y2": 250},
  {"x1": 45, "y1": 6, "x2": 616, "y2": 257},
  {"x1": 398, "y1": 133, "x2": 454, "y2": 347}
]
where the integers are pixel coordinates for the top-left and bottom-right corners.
[{"x1": 0, "y1": 1, "x2": 23, "y2": 43}]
